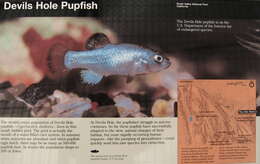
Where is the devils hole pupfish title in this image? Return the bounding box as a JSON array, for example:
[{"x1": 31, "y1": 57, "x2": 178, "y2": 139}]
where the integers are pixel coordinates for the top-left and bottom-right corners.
[{"x1": 3, "y1": 1, "x2": 98, "y2": 11}]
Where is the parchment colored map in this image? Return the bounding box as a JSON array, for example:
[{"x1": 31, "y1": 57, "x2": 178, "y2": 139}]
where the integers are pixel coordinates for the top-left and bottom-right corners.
[{"x1": 178, "y1": 80, "x2": 256, "y2": 164}]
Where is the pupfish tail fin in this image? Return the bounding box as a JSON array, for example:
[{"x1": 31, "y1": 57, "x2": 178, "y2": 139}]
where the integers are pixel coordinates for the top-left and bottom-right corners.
[
  {"x1": 46, "y1": 43, "x2": 70, "y2": 79},
  {"x1": 23, "y1": 28, "x2": 83, "y2": 80}
]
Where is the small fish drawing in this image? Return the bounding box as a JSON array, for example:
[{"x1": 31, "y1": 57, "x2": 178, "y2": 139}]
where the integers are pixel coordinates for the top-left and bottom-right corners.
[
  {"x1": 64, "y1": 33, "x2": 171, "y2": 85},
  {"x1": 91, "y1": 149, "x2": 99, "y2": 153}
]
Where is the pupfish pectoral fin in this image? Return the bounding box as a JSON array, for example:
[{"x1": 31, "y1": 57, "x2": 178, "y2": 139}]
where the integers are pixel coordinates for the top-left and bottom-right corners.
[
  {"x1": 80, "y1": 70, "x2": 103, "y2": 85},
  {"x1": 85, "y1": 33, "x2": 110, "y2": 50}
]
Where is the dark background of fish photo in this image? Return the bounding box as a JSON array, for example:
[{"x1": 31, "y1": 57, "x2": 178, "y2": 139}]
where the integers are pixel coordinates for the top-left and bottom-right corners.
[{"x1": 0, "y1": 0, "x2": 260, "y2": 117}]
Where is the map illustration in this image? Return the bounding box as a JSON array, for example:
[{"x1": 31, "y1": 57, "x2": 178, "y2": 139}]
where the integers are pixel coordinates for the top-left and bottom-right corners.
[{"x1": 178, "y1": 80, "x2": 256, "y2": 164}]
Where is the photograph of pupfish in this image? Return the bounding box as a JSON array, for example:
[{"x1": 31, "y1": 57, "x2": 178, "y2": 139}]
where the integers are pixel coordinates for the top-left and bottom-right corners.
[
  {"x1": 0, "y1": 17, "x2": 178, "y2": 118},
  {"x1": 0, "y1": 16, "x2": 260, "y2": 117}
]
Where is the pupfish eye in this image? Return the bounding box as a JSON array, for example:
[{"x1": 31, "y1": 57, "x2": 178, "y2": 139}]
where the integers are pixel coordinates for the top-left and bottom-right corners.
[{"x1": 153, "y1": 55, "x2": 164, "y2": 63}]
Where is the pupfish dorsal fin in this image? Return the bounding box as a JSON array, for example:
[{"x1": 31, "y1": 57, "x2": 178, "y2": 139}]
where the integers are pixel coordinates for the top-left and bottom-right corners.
[{"x1": 85, "y1": 33, "x2": 110, "y2": 50}]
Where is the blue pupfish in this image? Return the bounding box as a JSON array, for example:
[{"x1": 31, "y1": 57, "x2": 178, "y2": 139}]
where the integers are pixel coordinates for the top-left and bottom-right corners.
[{"x1": 64, "y1": 33, "x2": 171, "y2": 85}]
